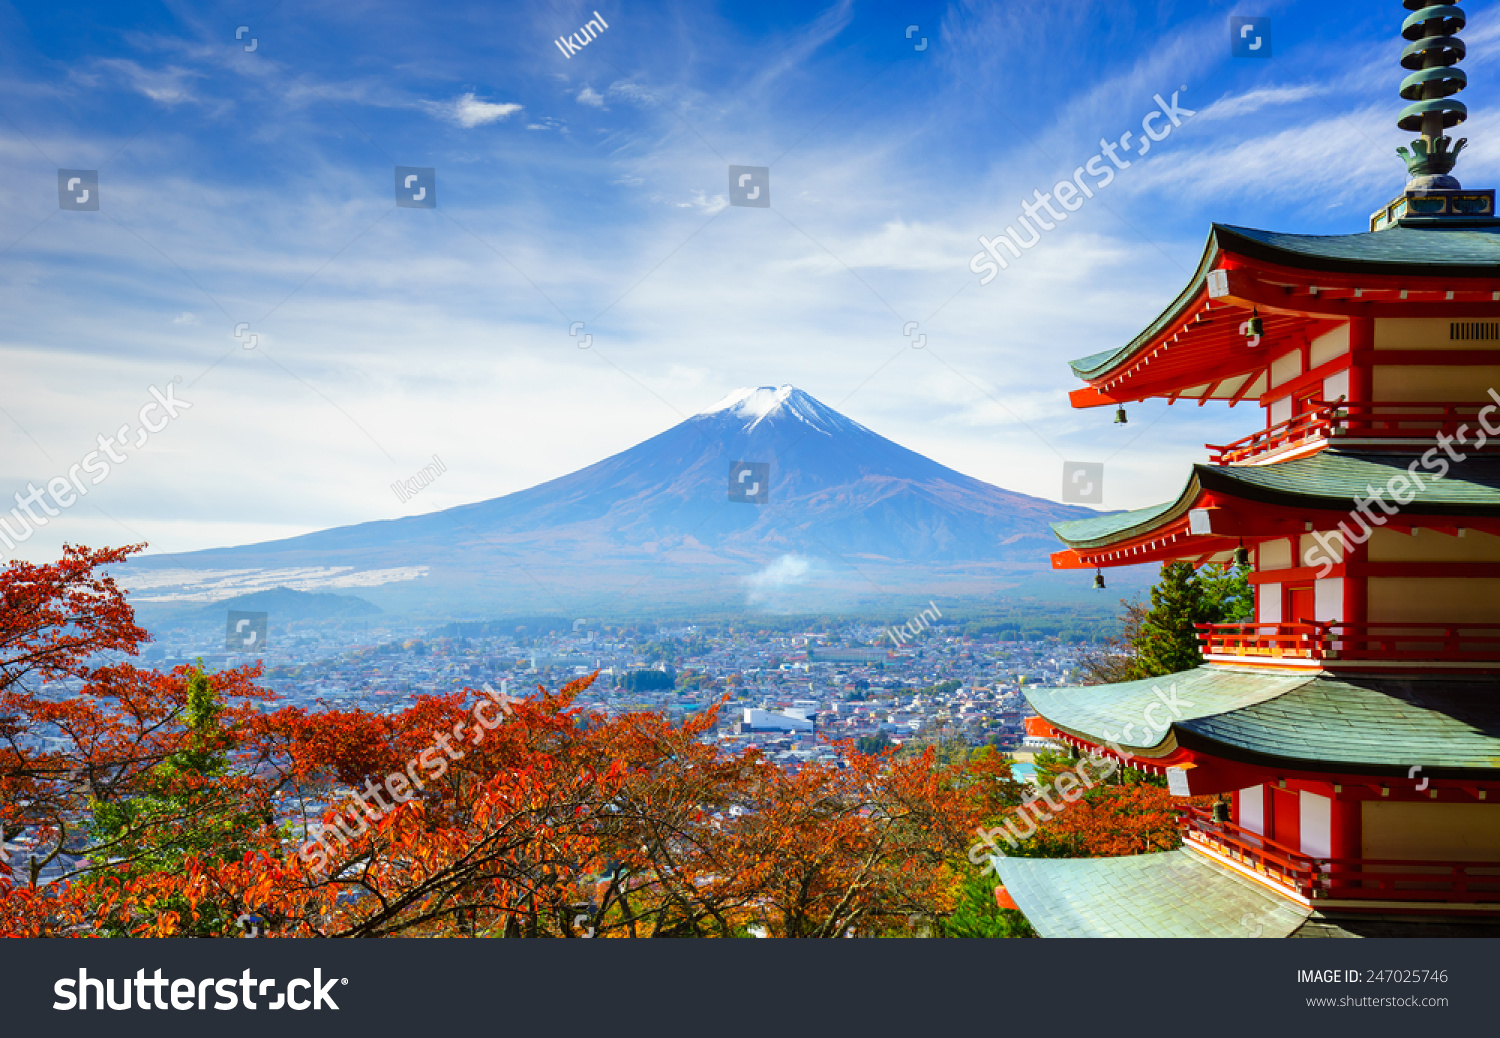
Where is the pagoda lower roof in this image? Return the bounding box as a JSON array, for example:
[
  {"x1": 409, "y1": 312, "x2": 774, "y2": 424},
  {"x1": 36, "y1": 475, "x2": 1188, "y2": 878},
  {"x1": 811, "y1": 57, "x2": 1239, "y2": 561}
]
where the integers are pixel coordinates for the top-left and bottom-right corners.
[
  {"x1": 994, "y1": 848, "x2": 1313, "y2": 937},
  {"x1": 993, "y1": 849, "x2": 1500, "y2": 937},
  {"x1": 1024, "y1": 666, "x2": 1500, "y2": 778},
  {"x1": 1052, "y1": 450, "x2": 1500, "y2": 551}
]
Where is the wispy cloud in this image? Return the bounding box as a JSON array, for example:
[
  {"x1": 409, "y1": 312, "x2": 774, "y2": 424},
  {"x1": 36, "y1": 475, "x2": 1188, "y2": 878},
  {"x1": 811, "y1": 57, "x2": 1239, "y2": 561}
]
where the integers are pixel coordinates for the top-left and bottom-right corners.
[
  {"x1": 424, "y1": 92, "x2": 523, "y2": 127},
  {"x1": 0, "y1": 0, "x2": 1438, "y2": 569},
  {"x1": 1196, "y1": 84, "x2": 1327, "y2": 124},
  {"x1": 96, "y1": 59, "x2": 201, "y2": 104}
]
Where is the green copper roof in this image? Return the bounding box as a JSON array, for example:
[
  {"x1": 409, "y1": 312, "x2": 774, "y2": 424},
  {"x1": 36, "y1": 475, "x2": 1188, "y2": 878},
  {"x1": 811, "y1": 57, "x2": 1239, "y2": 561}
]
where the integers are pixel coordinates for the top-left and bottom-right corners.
[
  {"x1": 995, "y1": 849, "x2": 1500, "y2": 937},
  {"x1": 1068, "y1": 223, "x2": 1500, "y2": 380},
  {"x1": 1024, "y1": 667, "x2": 1305, "y2": 753},
  {"x1": 1051, "y1": 451, "x2": 1500, "y2": 548},
  {"x1": 1025, "y1": 667, "x2": 1500, "y2": 777},
  {"x1": 1051, "y1": 496, "x2": 1191, "y2": 549},
  {"x1": 994, "y1": 848, "x2": 1311, "y2": 938},
  {"x1": 1219, "y1": 223, "x2": 1500, "y2": 273},
  {"x1": 1197, "y1": 450, "x2": 1500, "y2": 515}
]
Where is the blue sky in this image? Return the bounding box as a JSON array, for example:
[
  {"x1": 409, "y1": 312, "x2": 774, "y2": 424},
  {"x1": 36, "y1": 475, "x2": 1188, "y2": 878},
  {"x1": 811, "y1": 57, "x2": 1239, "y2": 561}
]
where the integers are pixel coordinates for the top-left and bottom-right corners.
[{"x1": 3, "y1": 0, "x2": 1499, "y2": 566}]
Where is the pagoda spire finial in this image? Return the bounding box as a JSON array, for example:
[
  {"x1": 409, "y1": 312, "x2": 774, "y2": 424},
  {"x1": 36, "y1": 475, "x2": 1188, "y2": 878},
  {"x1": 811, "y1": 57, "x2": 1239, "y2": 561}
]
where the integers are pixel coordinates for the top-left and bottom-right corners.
[{"x1": 1396, "y1": 2, "x2": 1470, "y2": 188}]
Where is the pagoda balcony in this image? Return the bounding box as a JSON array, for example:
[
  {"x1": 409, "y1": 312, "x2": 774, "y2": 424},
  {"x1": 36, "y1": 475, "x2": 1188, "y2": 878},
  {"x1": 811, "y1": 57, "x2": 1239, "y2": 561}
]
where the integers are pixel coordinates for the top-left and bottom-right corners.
[
  {"x1": 1196, "y1": 621, "x2": 1500, "y2": 667},
  {"x1": 1206, "y1": 401, "x2": 1495, "y2": 466},
  {"x1": 1180, "y1": 806, "x2": 1500, "y2": 906}
]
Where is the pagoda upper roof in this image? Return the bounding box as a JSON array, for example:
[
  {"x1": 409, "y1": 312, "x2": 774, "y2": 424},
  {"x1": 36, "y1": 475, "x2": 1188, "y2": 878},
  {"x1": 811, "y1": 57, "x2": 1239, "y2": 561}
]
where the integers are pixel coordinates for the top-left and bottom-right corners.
[
  {"x1": 1052, "y1": 450, "x2": 1500, "y2": 552},
  {"x1": 1221, "y1": 222, "x2": 1500, "y2": 276},
  {"x1": 1024, "y1": 666, "x2": 1500, "y2": 778},
  {"x1": 1067, "y1": 221, "x2": 1500, "y2": 399}
]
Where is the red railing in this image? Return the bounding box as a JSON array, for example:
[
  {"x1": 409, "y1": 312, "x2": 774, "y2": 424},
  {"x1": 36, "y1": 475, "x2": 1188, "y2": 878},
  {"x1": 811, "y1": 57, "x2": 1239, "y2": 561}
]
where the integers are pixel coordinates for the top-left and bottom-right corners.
[
  {"x1": 1207, "y1": 401, "x2": 1492, "y2": 464},
  {"x1": 1197, "y1": 622, "x2": 1500, "y2": 663},
  {"x1": 1207, "y1": 405, "x2": 1337, "y2": 465},
  {"x1": 1181, "y1": 807, "x2": 1500, "y2": 903},
  {"x1": 1180, "y1": 807, "x2": 1319, "y2": 895}
]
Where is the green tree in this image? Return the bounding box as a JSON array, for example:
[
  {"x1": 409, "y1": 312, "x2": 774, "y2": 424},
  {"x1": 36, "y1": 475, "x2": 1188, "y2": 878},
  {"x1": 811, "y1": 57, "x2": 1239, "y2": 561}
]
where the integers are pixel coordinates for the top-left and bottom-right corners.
[
  {"x1": 1196, "y1": 559, "x2": 1254, "y2": 622},
  {"x1": 1086, "y1": 561, "x2": 1252, "y2": 682},
  {"x1": 939, "y1": 870, "x2": 1037, "y2": 938},
  {"x1": 89, "y1": 667, "x2": 264, "y2": 936},
  {"x1": 1132, "y1": 562, "x2": 1218, "y2": 677}
]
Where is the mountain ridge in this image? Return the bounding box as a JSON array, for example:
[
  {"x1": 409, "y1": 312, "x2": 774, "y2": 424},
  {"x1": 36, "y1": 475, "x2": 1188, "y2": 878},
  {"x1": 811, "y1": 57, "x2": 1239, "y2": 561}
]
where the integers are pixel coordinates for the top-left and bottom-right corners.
[{"x1": 123, "y1": 386, "x2": 1100, "y2": 613}]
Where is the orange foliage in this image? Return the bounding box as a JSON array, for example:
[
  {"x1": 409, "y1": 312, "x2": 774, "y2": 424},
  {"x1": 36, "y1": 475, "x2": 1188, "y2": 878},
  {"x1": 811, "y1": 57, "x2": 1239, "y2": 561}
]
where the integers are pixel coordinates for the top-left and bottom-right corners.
[{"x1": 2, "y1": 546, "x2": 1034, "y2": 938}]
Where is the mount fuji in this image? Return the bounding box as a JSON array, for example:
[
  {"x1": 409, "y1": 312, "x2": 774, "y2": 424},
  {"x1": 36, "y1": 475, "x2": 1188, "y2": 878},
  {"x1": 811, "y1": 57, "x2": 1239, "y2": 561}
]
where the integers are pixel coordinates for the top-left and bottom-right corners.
[{"x1": 123, "y1": 386, "x2": 1101, "y2": 616}]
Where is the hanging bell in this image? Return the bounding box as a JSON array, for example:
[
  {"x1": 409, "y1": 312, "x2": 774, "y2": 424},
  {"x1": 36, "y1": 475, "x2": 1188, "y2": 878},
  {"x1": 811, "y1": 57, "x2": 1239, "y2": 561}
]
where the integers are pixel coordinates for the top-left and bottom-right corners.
[
  {"x1": 1233, "y1": 542, "x2": 1251, "y2": 567},
  {"x1": 1093, "y1": 570, "x2": 1106, "y2": 590},
  {"x1": 1113, "y1": 407, "x2": 1128, "y2": 425},
  {"x1": 1246, "y1": 311, "x2": 1264, "y2": 337}
]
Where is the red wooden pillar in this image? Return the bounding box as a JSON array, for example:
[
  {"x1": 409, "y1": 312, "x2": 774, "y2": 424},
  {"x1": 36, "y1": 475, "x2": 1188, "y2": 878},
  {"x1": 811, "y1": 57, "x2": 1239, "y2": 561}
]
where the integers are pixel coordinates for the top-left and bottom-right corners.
[
  {"x1": 1347, "y1": 315, "x2": 1374, "y2": 403},
  {"x1": 1342, "y1": 315, "x2": 1373, "y2": 639},
  {"x1": 1329, "y1": 792, "x2": 1361, "y2": 858},
  {"x1": 1343, "y1": 535, "x2": 1368, "y2": 630},
  {"x1": 1328, "y1": 788, "x2": 1362, "y2": 896}
]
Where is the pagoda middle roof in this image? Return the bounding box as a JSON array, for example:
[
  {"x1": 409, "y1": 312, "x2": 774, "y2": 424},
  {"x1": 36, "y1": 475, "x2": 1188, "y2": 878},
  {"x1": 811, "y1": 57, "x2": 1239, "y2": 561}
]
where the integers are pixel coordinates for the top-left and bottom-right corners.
[
  {"x1": 1024, "y1": 666, "x2": 1500, "y2": 777},
  {"x1": 1052, "y1": 450, "x2": 1500, "y2": 550},
  {"x1": 1068, "y1": 221, "x2": 1500, "y2": 381}
]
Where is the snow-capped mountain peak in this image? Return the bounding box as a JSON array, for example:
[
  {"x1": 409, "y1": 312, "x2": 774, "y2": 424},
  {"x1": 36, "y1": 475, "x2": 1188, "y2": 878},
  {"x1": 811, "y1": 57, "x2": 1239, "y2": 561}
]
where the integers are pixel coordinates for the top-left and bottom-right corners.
[{"x1": 698, "y1": 385, "x2": 861, "y2": 435}]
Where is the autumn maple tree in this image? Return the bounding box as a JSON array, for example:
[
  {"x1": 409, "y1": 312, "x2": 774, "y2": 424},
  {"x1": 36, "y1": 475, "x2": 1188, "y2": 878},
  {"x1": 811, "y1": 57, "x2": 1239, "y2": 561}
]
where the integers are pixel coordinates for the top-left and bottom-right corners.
[{"x1": 2, "y1": 545, "x2": 1045, "y2": 938}]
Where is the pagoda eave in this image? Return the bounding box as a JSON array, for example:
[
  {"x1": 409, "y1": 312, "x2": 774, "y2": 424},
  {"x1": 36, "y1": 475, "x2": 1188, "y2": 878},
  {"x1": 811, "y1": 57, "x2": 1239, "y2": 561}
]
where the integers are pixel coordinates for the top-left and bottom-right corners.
[
  {"x1": 1053, "y1": 452, "x2": 1500, "y2": 569},
  {"x1": 1068, "y1": 224, "x2": 1500, "y2": 408},
  {"x1": 1024, "y1": 668, "x2": 1500, "y2": 788}
]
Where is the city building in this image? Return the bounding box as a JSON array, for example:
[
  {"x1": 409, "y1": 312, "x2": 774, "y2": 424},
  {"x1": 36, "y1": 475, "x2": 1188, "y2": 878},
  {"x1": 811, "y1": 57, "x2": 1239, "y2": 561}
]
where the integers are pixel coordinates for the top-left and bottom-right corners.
[
  {"x1": 994, "y1": 3, "x2": 1500, "y2": 937},
  {"x1": 739, "y1": 707, "x2": 815, "y2": 733}
]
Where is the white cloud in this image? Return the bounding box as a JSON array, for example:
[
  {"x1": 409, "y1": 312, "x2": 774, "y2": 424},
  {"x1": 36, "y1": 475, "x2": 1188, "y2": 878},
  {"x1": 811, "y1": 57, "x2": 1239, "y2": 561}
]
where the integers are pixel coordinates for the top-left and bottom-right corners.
[
  {"x1": 1196, "y1": 84, "x2": 1326, "y2": 125},
  {"x1": 1128, "y1": 104, "x2": 1401, "y2": 206},
  {"x1": 743, "y1": 555, "x2": 815, "y2": 607},
  {"x1": 577, "y1": 86, "x2": 605, "y2": 108},
  {"x1": 607, "y1": 80, "x2": 658, "y2": 107},
  {"x1": 96, "y1": 59, "x2": 200, "y2": 104},
  {"x1": 426, "y1": 92, "x2": 523, "y2": 128},
  {"x1": 171, "y1": 312, "x2": 199, "y2": 325}
]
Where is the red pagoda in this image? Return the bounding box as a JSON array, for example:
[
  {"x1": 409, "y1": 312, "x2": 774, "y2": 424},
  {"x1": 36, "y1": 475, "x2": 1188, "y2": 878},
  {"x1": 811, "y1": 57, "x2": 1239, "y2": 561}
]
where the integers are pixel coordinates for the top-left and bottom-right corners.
[{"x1": 993, "y1": 2, "x2": 1500, "y2": 937}]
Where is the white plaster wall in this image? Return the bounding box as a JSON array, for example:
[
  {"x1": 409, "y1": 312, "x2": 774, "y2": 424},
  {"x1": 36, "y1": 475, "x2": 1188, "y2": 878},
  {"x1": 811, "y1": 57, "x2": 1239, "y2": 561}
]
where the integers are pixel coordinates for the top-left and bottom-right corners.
[{"x1": 1240, "y1": 785, "x2": 1265, "y2": 835}]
